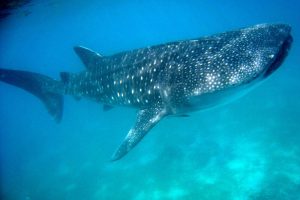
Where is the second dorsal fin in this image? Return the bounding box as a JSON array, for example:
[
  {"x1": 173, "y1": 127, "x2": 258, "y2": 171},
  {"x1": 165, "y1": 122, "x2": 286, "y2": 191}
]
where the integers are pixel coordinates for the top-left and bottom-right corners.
[{"x1": 74, "y1": 46, "x2": 105, "y2": 70}]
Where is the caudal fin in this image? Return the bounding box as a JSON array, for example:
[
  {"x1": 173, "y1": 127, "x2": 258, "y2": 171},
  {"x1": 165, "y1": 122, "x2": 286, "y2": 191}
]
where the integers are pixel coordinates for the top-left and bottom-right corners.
[{"x1": 0, "y1": 68, "x2": 64, "y2": 122}]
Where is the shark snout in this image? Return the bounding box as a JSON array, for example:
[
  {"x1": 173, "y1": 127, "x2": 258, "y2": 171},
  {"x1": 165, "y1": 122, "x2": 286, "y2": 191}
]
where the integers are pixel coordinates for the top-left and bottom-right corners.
[
  {"x1": 255, "y1": 23, "x2": 291, "y2": 35},
  {"x1": 263, "y1": 24, "x2": 293, "y2": 77},
  {"x1": 269, "y1": 24, "x2": 291, "y2": 35}
]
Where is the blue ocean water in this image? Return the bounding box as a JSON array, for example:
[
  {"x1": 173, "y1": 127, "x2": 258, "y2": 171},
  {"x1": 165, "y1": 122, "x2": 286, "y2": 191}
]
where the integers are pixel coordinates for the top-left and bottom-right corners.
[{"x1": 0, "y1": 0, "x2": 299, "y2": 199}]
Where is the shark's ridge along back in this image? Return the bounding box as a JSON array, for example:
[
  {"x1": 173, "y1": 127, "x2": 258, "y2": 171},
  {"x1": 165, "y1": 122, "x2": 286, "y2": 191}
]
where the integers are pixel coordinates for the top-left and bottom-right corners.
[{"x1": 0, "y1": 23, "x2": 293, "y2": 161}]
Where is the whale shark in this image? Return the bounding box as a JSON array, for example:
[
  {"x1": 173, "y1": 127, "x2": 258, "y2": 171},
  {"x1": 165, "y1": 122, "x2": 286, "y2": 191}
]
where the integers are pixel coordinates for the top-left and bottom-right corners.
[{"x1": 0, "y1": 24, "x2": 292, "y2": 161}]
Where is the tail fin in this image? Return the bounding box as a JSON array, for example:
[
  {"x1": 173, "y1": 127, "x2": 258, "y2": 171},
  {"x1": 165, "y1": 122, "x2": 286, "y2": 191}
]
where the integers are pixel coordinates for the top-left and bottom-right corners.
[{"x1": 0, "y1": 68, "x2": 64, "y2": 122}]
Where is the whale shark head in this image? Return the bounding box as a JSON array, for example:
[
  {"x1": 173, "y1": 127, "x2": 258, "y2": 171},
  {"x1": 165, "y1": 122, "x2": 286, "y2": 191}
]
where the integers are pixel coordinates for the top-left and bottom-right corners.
[
  {"x1": 188, "y1": 24, "x2": 292, "y2": 110},
  {"x1": 198, "y1": 24, "x2": 292, "y2": 92},
  {"x1": 224, "y1": 23, "x2": 292, "y2": 86},
  {"x1": 261, "y1": 24, "x2": 293, "y2": 77}
]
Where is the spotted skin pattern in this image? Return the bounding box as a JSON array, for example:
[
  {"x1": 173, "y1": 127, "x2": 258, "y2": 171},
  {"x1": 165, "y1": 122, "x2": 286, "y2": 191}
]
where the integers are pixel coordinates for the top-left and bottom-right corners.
[
  {"x1": 68, "y1": 24, "x2": 291, "y2": 112},
  {"x1": 0, "y1": 24, "x2": 292, "y2": 160}
]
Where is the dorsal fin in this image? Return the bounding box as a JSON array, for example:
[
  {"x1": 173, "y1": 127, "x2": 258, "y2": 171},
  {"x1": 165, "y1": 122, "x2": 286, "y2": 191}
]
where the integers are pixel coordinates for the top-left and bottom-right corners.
[{"x1": 74, "y1": 46, "x2": 105, "y2": 70}]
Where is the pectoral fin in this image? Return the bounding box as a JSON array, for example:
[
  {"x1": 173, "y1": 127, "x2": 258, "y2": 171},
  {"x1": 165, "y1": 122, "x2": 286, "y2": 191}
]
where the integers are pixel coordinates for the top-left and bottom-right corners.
[{"x1": 111, "y1": 106, "x2": 167, "y2": 161}]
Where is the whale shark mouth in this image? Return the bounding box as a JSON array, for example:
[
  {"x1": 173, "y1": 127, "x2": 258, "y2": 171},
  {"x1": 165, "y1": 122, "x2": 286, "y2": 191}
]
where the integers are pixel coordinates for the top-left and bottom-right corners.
[{"x1": 264, "y1": 34, "x2": 293, "y2": 77}]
